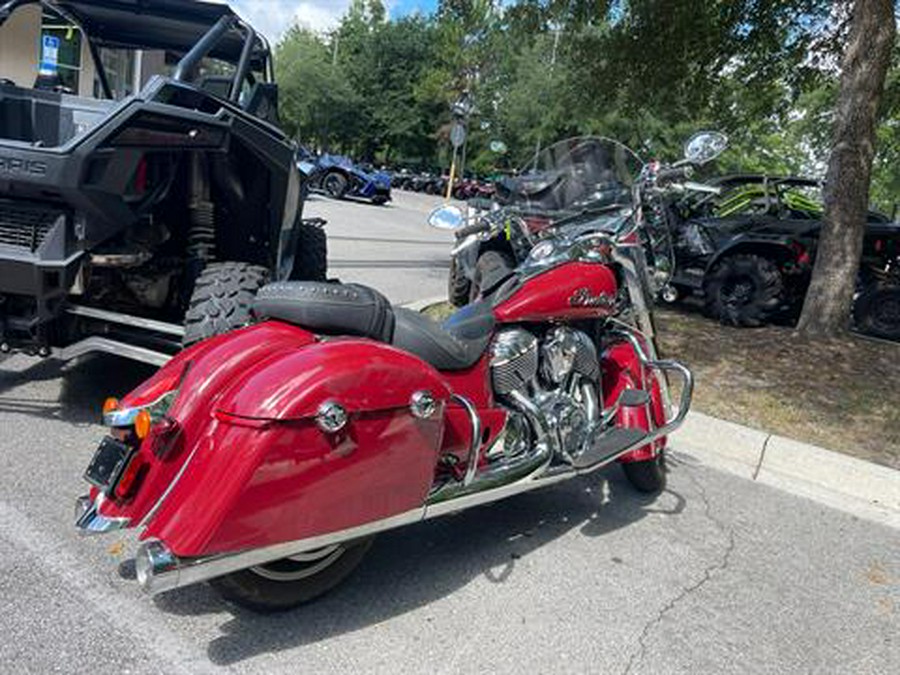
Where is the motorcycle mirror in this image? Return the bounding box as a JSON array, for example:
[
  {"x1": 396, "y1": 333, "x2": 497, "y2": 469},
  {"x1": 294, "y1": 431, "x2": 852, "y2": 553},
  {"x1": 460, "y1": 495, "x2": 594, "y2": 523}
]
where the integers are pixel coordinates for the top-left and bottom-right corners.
[
  {"x1": 683, "y1": 131, "x2": 728, "y2": 165},
  {"x1": 427, "y1": 205, "x2": 465, "y2": 230}
]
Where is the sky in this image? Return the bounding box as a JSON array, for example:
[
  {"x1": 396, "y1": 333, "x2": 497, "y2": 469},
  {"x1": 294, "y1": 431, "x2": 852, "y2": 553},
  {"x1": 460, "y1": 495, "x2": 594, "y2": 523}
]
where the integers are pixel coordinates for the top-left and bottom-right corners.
[{"x1": 228, "y1": 1, "x2": 439, "y2": 42}]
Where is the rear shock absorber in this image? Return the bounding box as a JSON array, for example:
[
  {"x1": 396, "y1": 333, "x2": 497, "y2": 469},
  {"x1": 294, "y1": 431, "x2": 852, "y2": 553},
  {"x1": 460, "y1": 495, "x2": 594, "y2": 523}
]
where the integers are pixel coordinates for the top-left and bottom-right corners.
[{"x1": 187, "y1": 153, "x2": 215, "y2": 262}]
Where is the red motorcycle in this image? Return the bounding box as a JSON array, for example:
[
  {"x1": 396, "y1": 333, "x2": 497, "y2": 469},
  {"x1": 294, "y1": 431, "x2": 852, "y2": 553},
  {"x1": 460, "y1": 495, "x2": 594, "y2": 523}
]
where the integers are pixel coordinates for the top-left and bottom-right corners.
[{"x1": 75, "y1": 135, "x2": 721, "y2": 612}]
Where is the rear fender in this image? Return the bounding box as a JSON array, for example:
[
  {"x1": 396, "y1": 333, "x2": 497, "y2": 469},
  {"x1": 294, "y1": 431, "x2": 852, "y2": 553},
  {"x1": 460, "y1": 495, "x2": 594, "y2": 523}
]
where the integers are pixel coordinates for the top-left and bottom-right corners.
[
  {"x1": 142, "y1": 339, "x2": 453, "y2": 556},
  {"x1": 96, "y1": 321, "x2": 316, "y2": 527},
  {"x1": 601, "y1": 340, "x2": 666, "y2": 463}
]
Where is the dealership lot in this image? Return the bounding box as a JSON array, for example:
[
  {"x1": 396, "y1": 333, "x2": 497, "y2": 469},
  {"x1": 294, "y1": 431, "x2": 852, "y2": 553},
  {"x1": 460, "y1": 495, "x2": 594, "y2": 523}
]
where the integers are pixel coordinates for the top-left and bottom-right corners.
[{"x1": 0, "y1": 191, "x2": 896, "y2": 674}]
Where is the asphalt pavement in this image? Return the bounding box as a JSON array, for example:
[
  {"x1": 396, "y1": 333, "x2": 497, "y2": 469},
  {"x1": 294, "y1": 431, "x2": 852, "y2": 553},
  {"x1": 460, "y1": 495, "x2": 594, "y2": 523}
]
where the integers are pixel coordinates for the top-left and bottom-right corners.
[{"x1": 0, "y1": 190, "x2": 897, "y2": 674}]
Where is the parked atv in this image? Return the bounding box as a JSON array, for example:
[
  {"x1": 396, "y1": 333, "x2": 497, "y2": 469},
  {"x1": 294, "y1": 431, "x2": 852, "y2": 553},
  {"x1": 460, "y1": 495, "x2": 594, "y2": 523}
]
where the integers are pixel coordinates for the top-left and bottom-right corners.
[
  {"x1": 300, "y1": 149, "x2": 391, "y2": 205},
  {"x1": 661, "y1": 175, "x2": 900, "y2": 337},
  {"x1": 0, "y1": 0, "x2": 327, "y2": 366}
]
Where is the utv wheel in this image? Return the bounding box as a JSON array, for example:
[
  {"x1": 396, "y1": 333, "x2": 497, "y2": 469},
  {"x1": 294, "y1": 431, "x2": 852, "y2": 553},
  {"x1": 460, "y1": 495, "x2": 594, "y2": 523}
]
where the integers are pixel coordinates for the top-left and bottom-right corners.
[
  {"x1": 470, "y1": 250, "x2": 515, "y2": 303},
  {"x1": 323, "y1": 171, "x2": 348, "y2": 199},
  {"x1": 372, "y1": 196, "x2": 389, "y2": 206},
  {"x1": 854, "y1": 286, "x2": 900, "y2": 341},
  {"x1": 622, "y1": 451, "x2": 667, "y2": 494},
  {"x1": 209, "y1": 537, "x2": 374, "y2": 613},
  {"x1": 448, "y1": 255, "x2": 472, "y2": 307},
  {"x1": 290, "y1": 221, "x2": 328, "y2": 281},
  {"x1": 183, "y1": 262, "x2": 269, "y2": 346},
  {"x1": 704, "y1": 254, "x2": 784, "y2": 327}
]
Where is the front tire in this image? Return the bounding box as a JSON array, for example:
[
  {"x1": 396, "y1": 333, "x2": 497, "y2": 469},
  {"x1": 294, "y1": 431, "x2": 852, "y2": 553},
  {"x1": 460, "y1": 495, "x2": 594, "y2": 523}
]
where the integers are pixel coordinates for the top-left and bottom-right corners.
[
  {"x1": 622, "y1": 451, "x2": 667, "y2": 493},
  {"x1": 209, "y1": 537, "x2": 374, "y2": 613},
  {"x1": 183, "y1": 262, "x2": 269, "y2": 347},
  {"x1": 448, "y1": 256, "x2": 472, "y2": 307},
  {"x1": 854, "y1": 286, "x2": 900, "y2": 340},
  {"x1": 704, "y1": 254, "x2": 784, "y2": 327},
  {"x1": 323, "y1": 171, "x2": 348, "y2": 199}
]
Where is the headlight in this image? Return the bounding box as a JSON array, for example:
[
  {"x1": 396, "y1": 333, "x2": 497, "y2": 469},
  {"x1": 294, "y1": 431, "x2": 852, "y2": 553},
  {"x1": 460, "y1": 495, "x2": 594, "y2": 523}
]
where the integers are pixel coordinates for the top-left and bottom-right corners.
[{"x1": 530, "y1": 240, "x2": 555, "y2": 261}]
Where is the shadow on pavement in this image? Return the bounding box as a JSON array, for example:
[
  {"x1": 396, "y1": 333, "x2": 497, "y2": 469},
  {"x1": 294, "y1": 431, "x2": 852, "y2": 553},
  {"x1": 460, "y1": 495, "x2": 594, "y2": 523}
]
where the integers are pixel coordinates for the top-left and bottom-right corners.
[
  {"x1": 0, "y1": 354, "x2": 154, "y2": 425},
  {"x1": 152, "y1": 471, "x2": 685, "y2": 666}
]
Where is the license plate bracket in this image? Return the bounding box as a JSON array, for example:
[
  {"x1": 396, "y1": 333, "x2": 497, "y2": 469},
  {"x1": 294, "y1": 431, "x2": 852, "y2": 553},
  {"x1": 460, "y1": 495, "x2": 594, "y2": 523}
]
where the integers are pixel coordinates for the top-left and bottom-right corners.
[{"x1": 84, "y1": 436, "x2": 132, "y2": 491}]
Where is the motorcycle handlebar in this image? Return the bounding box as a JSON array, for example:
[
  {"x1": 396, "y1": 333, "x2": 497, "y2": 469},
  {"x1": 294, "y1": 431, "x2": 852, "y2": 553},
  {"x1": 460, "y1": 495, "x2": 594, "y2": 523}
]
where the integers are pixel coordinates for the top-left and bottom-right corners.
[
  {"x1": 456, "y1": 220, "x2": 493, "y2": 238},
  {"x1": 655, "y1": 166, "x2": 693, "y2": 184}
]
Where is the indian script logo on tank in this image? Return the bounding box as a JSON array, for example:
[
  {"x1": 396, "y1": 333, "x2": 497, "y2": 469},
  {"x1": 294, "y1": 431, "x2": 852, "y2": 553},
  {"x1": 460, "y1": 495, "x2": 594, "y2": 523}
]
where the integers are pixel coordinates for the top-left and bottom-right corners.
[{"x1": 569, "y1": 287, "x2": 616, "y2": 310}]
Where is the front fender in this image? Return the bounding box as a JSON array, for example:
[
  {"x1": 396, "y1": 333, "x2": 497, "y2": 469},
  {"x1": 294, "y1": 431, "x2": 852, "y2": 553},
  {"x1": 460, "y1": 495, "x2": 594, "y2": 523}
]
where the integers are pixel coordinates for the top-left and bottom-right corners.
[{"x1": 602, "y1": 340, "x2": 666, "y2": 463}]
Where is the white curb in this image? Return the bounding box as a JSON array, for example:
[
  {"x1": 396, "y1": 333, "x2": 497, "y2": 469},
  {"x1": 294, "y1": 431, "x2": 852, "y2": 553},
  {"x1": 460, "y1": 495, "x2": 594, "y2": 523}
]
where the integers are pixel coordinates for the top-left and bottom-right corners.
[{"x1": 673, "y1": 412, "x2": 900, "y2": 528}]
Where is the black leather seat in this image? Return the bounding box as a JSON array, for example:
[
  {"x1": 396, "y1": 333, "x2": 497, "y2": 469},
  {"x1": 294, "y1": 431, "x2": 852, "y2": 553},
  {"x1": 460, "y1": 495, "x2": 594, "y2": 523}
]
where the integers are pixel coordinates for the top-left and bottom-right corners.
[
  {"x1": 253, "y1": 281, "x2": 394, "y2": 342},
  {"x1": 253, "y1": 282, "x2": 494, "y2": 370},
  {"x1": 392, "y1": 301, "x2": 494, "y2": 370}
]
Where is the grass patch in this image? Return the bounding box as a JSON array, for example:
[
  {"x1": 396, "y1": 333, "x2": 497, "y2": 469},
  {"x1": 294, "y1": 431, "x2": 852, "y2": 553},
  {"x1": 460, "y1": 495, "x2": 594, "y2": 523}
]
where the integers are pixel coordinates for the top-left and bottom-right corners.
[{"x1": 424, "y1": 301, "x2": 900, "y2": 468}]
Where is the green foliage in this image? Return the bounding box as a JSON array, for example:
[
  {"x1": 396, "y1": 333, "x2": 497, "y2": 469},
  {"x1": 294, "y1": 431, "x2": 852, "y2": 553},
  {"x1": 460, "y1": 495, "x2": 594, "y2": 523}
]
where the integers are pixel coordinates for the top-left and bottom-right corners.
[{"x1": 272, "y1": 0, "x2": 899, "y2": 208}]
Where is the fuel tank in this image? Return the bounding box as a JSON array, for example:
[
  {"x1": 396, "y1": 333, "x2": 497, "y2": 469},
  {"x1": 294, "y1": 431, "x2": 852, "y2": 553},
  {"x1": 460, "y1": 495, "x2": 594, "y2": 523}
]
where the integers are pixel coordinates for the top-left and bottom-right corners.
[{"x1": 493, "y1": 261, "x2": 618, "y2": 323}]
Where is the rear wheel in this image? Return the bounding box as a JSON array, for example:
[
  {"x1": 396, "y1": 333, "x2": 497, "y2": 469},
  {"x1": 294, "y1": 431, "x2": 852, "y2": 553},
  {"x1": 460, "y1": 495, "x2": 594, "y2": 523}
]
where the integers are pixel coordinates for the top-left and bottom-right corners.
[
  {"x1": 209, "y1": 537, "x2": 374, "y2": 613},
  {"x1": 323, "y1": 171, "x2": 348, "y2": 199},
  {"x1": 183, "y1": 262, "x2": 269, "y2": 346},
  {"x1": 622, "y1": 451, "x2": 667, "y2": 494},
  {"x1": 854, "y1": 286, "x2": 900, "y2": 340},
  {"x1": 704, "y1": 254, "x2": 784, "y2": 327}
]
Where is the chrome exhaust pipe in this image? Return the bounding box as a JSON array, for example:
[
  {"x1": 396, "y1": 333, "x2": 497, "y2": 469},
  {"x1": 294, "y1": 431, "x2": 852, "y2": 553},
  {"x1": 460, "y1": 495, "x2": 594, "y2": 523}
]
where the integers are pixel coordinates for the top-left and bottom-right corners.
[{"x1": 134, "y1": 508, "x2": 427, "y2": 595}]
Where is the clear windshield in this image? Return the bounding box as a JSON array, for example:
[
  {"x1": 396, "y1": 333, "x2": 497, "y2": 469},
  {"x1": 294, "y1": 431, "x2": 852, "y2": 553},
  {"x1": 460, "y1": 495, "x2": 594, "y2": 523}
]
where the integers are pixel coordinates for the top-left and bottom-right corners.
[{"x1": 497, "y1": 137, "x2": 643, "y2": 214}]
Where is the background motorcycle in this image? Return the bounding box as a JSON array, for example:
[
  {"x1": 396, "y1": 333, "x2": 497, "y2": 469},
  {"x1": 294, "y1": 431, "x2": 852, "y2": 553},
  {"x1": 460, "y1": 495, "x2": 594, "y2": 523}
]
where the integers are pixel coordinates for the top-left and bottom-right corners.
[
  {"x1": 72, "y1": 135, "x2": 721, "y2": 613},
  {"x1": 447, "y1": 134, "x2": 727, "y2": 306}
]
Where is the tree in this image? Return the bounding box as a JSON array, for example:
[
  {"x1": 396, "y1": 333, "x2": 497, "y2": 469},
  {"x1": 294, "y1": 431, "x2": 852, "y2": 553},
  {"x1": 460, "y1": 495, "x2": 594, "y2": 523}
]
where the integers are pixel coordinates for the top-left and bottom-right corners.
[{"x1": 797, "y1": 0, "x2": 896, "y2": 336}]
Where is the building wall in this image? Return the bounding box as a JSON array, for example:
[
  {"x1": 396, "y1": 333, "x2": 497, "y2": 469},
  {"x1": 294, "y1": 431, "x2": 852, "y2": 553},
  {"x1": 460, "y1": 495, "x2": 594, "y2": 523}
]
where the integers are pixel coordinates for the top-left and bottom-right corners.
[{"x1": 0, "y1": 4, "x2": 41, "y2": 87}]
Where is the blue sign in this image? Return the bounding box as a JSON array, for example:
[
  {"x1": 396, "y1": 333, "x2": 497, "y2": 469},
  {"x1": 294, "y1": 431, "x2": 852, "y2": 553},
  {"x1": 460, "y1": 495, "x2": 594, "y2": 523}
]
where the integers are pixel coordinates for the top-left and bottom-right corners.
[{"x1": 40, "y1": 34, "x2": 60, "y2": 74}]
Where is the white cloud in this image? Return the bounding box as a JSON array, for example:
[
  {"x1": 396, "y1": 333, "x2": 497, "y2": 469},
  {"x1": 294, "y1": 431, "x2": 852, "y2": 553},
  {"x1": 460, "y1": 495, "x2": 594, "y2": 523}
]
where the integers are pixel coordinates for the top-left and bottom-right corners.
[
  {"x1": 220, "y1": 1, "x2": 353, "y2": 41},
  {"x1": 218, "y1": 0, "x2": 414, "y2": 43}
]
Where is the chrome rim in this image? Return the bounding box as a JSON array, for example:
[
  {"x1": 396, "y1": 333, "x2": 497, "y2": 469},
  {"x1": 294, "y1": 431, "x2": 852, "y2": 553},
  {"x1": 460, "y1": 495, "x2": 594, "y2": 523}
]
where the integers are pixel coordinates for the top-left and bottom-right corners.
[{"x1": 249, "y1": 544, "x2": 345, "y2": 582}]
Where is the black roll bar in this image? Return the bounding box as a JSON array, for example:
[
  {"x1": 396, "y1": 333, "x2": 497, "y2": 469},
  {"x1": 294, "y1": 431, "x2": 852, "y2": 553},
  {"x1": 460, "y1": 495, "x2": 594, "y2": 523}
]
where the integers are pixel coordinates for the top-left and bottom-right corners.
[{"x1": 172, "y1": 13, "x2": 236, "y2": 83}]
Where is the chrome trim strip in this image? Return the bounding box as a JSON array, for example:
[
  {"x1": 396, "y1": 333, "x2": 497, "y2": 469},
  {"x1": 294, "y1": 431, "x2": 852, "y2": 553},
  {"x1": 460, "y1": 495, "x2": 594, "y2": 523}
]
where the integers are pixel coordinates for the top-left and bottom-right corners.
[
  {"x1": 66, "y1": 305, "x2": 185, "y2": 337},
  {"x1": 103, "y1": 389, "x2": 177, "y2": 427},
  {"x1": 136, "y1": 440, "x2": 202, "y2": 529},
  {"x1": 74, "y1": 493, "x2": 130, "y2": 535},
  {"x1": 53, "y1": 337, "x2": 171, "y2": 366}
]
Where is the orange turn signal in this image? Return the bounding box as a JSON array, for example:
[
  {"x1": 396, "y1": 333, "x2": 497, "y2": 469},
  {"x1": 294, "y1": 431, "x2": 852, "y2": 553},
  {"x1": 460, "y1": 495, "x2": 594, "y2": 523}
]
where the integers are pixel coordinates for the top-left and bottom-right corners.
[
  {"x1": 102, "y1": 397, "x2": 119, "y2": 415},
  {"x1": 134, "y1": 409, "x2": 153, "y2": 439}
]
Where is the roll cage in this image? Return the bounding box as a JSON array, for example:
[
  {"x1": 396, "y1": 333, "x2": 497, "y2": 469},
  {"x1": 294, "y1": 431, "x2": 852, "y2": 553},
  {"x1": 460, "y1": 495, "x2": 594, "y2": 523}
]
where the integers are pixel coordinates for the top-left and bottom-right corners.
[{"x1": 0, "y1": 0, "x2": 273, "y2": 101}]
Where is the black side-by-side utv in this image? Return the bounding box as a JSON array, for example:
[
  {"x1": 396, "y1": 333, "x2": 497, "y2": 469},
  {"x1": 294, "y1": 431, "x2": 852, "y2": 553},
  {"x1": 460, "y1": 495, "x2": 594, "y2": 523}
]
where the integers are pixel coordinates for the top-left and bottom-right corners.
[{"x1": 0, "y1": 0, "x2": 326, "y2": 365}]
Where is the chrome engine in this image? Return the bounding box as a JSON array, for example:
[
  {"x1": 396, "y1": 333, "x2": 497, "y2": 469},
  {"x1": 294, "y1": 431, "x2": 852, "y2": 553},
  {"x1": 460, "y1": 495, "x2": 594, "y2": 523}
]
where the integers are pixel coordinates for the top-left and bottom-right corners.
[{"x1": 490, "y1": 327, "x2": 602, "y2": 462}]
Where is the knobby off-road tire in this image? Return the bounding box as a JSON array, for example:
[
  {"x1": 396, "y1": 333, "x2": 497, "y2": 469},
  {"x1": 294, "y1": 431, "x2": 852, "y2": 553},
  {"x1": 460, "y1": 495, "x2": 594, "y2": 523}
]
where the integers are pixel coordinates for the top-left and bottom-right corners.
[
  {"x1": 183, "y1": 262, "x2": 270, "y2": 347},
  {"x1": 854, "y1": 286, "x2": 900, "y2": 341},
  {"x1": 323, "y1": 171, "x2": 348, "y2": 199},
  {"x1": 290, "y1": 221, "x2": 328, "y2": 281},
  {"x1": 448, "y1": 255, "x2": 472, "y2": 307},
  {"x1": 209, "y1": 537, "x2": 374, "y2": 613},
  {"x1": 704, "y1": 254, "x2": 784, "y2": 327},
  {"x1": 621, "y1": 451, "x2": 667, "y2": 494},
  {"x1": 470, "y1": 250, "x2": 515, "y2": 303}
]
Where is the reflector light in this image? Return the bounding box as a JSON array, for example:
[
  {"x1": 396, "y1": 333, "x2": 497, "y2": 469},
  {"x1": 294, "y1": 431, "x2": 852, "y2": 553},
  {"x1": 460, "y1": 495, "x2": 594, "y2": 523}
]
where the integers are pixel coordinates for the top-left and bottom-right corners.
[
  {"x1": 102, "y1": 397, "x2": 119, "y2": 415},
  {"x1": 134, "y1": 410, "x2": 153, "y2": 439},
  {"x1": 114, "y1": 458, "x2": 145, "y2": 499}
]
